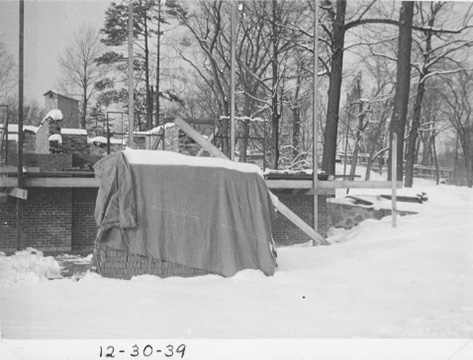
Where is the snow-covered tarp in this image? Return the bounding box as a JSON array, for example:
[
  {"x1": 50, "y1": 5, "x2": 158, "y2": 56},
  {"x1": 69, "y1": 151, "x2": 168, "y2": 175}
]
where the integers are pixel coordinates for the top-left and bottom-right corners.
[{"x1": 93, "y1": 149, "x2": 277, "y2": 277}]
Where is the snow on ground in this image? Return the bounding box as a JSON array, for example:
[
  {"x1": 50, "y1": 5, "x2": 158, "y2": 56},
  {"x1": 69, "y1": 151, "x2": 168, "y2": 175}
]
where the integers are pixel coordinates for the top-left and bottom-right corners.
[
  {"x1": 1, "y1": 171, "x2": 472, "y2": 346},
  {"x1": 0, "y1": 248, "x2": 61, "y2": 287}
]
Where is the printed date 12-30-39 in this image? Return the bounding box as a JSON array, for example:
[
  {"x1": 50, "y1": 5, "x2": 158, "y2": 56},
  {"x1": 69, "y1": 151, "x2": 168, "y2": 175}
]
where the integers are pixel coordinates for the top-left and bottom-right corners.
[{"x1": 99, "y1": 344, "x2": 186, "y2": 358}]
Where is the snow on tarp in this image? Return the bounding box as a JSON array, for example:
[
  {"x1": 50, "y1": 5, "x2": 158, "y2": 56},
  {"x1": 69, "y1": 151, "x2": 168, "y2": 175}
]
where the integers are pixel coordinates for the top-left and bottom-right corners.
[
  {"x1": 0, "y1": 248, "x2": 61, "y2": 286},
  {"x1": 123, "y1": 148, "x2": 264, "y2": 176},
  {"x1": 94, "y1": 150, "x2": 277, "y2": 277}
]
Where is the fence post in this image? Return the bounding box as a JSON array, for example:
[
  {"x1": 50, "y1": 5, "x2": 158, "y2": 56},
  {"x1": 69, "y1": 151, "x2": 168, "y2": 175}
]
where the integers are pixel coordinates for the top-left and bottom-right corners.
[{"x1": 391, "y1": 133, "x2": 397, "y2": 228}]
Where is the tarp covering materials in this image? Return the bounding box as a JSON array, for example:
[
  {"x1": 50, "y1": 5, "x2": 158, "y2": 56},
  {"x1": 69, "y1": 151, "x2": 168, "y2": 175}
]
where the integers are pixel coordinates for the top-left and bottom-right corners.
[{"x1": 94, "y1": 149, "x2": 277, "y2": 277}]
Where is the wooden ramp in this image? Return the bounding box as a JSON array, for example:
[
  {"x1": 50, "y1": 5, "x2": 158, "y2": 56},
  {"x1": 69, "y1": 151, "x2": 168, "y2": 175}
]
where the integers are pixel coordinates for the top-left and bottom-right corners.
[{"x1": 173, "y1": 116, "x2": 329, "y2": 246}]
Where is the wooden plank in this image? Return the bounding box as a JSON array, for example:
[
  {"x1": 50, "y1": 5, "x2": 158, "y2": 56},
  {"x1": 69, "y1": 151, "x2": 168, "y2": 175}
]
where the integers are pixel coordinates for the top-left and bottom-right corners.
[
  {"x1": 266, "y1": 180, "x2": 402, "y2": 190},
  {"x1": 174, "y1": 116, "x2": 329, "y2": 245},
  {"x1": 0, "y1": 166, "x2": 40, "y2": 174},
  {"x1": 0, "y1": 177, "x2": 99, "y2": 188},
  {"x1": 196, "y1": 127, "x2": 217, "y2": 157},
  {"x1": 265, "y1": 180, "x2": 313, "y2": 189},
  {"x1": 0, "y1": 112, "x2": 7, "y2": 153},
  {"x1": 6, "y1": 187, "x2": 28, "y2": 200},
  {"x1": 174, "y1": 117, "x2": 228, "y2": 159}
]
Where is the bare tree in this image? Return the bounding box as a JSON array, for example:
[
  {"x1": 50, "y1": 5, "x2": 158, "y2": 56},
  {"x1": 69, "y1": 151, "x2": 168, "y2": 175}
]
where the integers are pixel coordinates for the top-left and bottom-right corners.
[
  {"x1": 403, "y1": 2, "x2": 473, "y2": 187},
  {"x1": 4, "y1": 96, "x2": 46, "y2": 126},
  {"x1": 0, "y1": 37, "x2": 16, "y2": 98},
  {"x1": 441, "y1": 70, "x2": 473, "y2": 187},
  {"x1": 389, "y1": 1, "x2": 414, "y2": 181},
  {"x1": 172, "y1": 0, "x2": 310, "y2": 167},
  {"x1": 57, "y1": 25, "x2": 110, "y2": 129}
]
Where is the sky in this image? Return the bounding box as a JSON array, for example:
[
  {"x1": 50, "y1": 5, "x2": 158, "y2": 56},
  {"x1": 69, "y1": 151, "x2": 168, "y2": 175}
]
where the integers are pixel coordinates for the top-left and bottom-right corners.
[{"x1": 0, "y1": 0, "x2": 113, "y2": 105}]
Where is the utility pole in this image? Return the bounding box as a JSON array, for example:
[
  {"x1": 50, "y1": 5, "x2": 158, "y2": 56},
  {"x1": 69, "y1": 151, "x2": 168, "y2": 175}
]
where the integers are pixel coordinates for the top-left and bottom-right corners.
[
  {"x1": 17, "y1": 0, "x2": 25, "y2": 250},
  {"x1": 128, "y1": 0, "x2": 135, "y2": 148},
  {"x1": 155, "y1": 0, "x2": 161, "y2": 129},
  {"x1": 312, "y1": 0, "x2": 319, "y2": 240}
]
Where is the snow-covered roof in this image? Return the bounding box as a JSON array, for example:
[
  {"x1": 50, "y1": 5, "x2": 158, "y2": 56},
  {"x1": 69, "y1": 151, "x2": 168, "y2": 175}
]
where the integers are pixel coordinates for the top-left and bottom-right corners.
[
  {"x1": 263, "y1": 168, "x2": 327, "y2": 175},
  {"x1": 135, "y1": 123, "x2": 176, "y2": 135},
  {"x1": 123, "y1": 148, "x2": 263, "y2": 176},
  {"x1": 43, "y1": 89, "x2": 59, "y2": 96},
  {"x1": 219, "y1": 116, "x2": 267, "y2": 122},
  {"x1": 49, "y1": 134, "x2": 62, "y2": 144},
  {"x1": 41, "y1": 109, "x2": 63, "y2": 124},
  {"x1": 60, "y1": 128, "x2": 87, "y2": 136},
  {"x1": 88, "y1": 136, "x2": 124, "y2": 145}
]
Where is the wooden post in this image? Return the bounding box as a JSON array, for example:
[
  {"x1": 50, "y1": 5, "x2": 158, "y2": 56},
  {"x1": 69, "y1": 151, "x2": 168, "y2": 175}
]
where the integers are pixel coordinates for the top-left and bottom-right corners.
[
  {"x1": 128, "y1": 0, "x2": 134, "y2": 148},
  {"x1": 312, "y1": 0, "x2": 319, "y2": 245},
  {"x1": 391, "y1": 133, "x2": 397, "y2": 228},
  {"x1": 173, "y1": 116, "x2": 329, "y2": 245}
]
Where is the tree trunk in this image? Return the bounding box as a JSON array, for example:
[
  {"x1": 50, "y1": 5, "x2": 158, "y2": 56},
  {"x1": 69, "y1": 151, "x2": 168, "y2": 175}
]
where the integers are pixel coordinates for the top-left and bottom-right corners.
[
  {"x1": 241, "y1": 119, "x2": 250, "y2": 163},
  {"x1": 405, "y1": 80, "x2": 425, "y2": 187},
  {"x1": 292, "y1": 72, "x2": 302, "y2": 160},
  {"x1": 349, "y1": 109, "x2": 366, "y2": 180},
  {"x1": 241, "y1": 96, "x2": 251, "y2": 163},
  {"x1": 144, "y1": 15, "x2": 153, "y2": 130},
  {"x1": 292, "y1": 105, "x2": 301, "y2": 159},
  {"x1": 453, "y1": 134, "x2": 459, "y2": 185},
  {"x1": 431, "y1": 132, "x2": 440, "y2": 184},
  {"x1": 322, "y1": 0, "x2": 346, "y2": 175},
  {"x1": 388, "y1": 1, "x2": 414, "y2": 182},
  {"x1": 81, "y1": 86, "x2": 87, "y2": 129},
  {"x1": 270, "y1": 0, "x2": 280, "y2": 169},
  {"x1": 155, "y1": 1, "x2": 161, "y2": 127}
]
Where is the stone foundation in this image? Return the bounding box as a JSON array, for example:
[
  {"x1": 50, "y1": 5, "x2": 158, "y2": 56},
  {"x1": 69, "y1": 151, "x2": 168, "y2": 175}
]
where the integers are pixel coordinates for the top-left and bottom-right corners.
[{"x1": 328, "y1": 202, "x2": 417, "y2": 229}]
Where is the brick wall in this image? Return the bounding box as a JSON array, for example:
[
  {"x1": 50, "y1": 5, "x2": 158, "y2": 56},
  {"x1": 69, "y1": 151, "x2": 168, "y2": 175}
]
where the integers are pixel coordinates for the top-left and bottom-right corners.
[
  {"x1": 57, "y1": 96, "x2": 80, "y2": 128},
  {"x1": 9, "y1": 153, "x2": 72, "y2": 171},
  {"x1": 0, "y1": 188, "x2": 72, "y2": 252},
  {"x1": 72, "y1": 188, "x2": 98, "y2": 250},
  {"x1": 0, "y1": 188, "x2": 99, "y2": 252},
  {"x1": 271, "y1": 190, "x2": 329, "y2": 246},
  {"x1": 0, "y1": 140, "x2": 17, "y2": 166},
  {"x1": 23, "y1": 132, "x2": 37, "y2": 153},
  {"x1": 0, "y1": 184, "x2": 330, "y2": 252},
  {"x1": 62, "y1": 133, "x2": 89, "y2": 155},
  {"x1": 72, "y1": 154, "x2": 103, "y2": 169},
  {"x1": 90, "y1": 143, "x2": 124, "y2": 156},
  {"x1": 164, "y1": 126, "x2": 179, "y2": 151},
  {"x1": 0, "y1": 132, "x2": 37, "y2": 163},
  {"x1": 0, "y1": 196, "x2": 18, "y2": 250}
]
